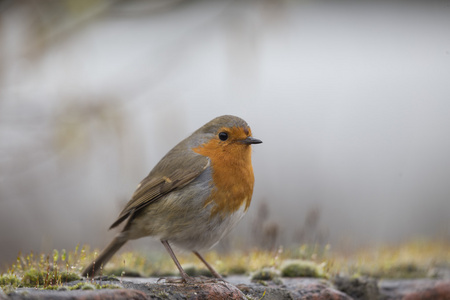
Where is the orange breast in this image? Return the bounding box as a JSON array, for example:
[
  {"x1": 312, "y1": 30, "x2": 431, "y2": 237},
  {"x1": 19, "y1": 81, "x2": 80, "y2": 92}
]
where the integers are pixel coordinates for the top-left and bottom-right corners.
[{"x1": 192, "y1": 134, "x2": 255, "y2": 218}]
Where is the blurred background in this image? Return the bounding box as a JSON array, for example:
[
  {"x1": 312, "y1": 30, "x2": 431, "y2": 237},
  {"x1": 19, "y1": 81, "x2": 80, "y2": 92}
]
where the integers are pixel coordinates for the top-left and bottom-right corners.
[{"x1": 1, "y1": 0, "x2": 449, "y2": 269}]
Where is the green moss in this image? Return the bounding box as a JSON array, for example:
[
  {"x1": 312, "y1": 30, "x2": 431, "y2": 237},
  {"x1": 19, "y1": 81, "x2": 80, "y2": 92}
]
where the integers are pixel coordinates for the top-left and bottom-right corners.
[
  {"x1": 0, "y1": 274, "x2": 21, "y2": 294},
  {"x1": 69, "y1": 282, "x2": 121, "y2": 291},
  {"x1": 0, "y1": 274, "x2": 20, "y2": 287},
  {"x1": 71, "y1": 282, "x2": 96, "y2": 290},
  {"x1": 19, "y1": 269, "x2": 79, "y2": 288},
  {"x1": 81, "y1": 283, "x2": 96, "y2": 290},
  {"x1": 42, "y1": 285, "x2": 60, "y2": 290},
  {"x1": 21, "y1": 269, "x2": 46, "y2": 286},
  {"x1": 251, "y1": 267, "x2": 280, "y2": 281},
  {"x1": 281, "y1": 259, "x2": 326, "y2": 278},
  {"x1": 99, "y1": 284, "x2": 122, "y2": 289},
  {"x1": 59, "y1": 271, "x2": 80, "y2": 282},
  {"x1": 95, "y1": 275, "x2": 119, "y2": 281},
  {"x1": 71, "y1": 282, "x2": 90, "y2": 290}
]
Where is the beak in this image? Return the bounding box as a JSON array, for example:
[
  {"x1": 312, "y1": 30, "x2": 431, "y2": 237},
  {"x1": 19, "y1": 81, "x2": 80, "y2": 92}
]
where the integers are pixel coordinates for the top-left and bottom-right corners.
[{"x1": 240, "y1": 136, "x2": 263, "y2": 145}]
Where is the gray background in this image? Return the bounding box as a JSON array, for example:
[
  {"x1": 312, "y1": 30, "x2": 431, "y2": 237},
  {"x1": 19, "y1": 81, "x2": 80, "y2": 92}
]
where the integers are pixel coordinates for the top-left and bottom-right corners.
[{"x1": 1, "y1": 0, "x2": 449, "y2": 269}]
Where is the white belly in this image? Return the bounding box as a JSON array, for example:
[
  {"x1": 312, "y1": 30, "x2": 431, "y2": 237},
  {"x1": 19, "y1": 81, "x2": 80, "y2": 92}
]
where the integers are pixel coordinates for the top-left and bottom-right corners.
[{"x1": 169, "y1": 201, "x2": 248, "y2": 251}]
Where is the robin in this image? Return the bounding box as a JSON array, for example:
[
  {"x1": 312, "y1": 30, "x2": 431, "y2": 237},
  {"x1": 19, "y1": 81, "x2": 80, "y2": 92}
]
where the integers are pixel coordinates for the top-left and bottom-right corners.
[{"x1": 81, "y1": 115, "x2": 262, "y2": 282}]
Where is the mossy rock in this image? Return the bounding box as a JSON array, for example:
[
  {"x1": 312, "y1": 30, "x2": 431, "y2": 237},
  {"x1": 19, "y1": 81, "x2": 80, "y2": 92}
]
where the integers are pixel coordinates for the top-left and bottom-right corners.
[
  {"x1": 281, "y1": 259, "x2": 325, "y2": 278},
  {"x1": 81, "y1": 283, "x2": 96, "y2": 290},
  {"x1": 21, "y1": 269, "x2": 46, "y2": 287},
  {"x1": 71, "y1": 282, "x2": 97, "y2": 290},
  {"x1": 251, "y1": 267, "x2": 280, "y2": 281},
  {"x1": 59, "y1": 271, "x2": 80, "y2": 282},
  {"x1": 98, "y1": 283, "x2": 122, "y2": 289},
  {"x1": 67, "y1": 282, "x2": 122, "y2": 291},
  {"x1": 21, "y1": 269, "x2": 80, "y2": 288}
]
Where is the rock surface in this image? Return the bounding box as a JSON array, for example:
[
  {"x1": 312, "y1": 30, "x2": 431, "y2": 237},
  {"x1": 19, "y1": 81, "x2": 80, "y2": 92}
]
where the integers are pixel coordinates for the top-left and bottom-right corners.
[
  {"x1": 333, "y1": 276, "x2": 379, "y2": 300},
  {"x1": 125, "y1": 280, "x2": 246, "y2": 299},
  {"x1": 4, "y1": 289, "x2": 147, "y2": 300},
  {"x1": 236, "y1": 278, "x2": 352, "y2": 300},
  {"x1": 379, "y1": 279, "x2": 450, "y2": 300},
  {"x1": 1, "y1": 277, "x2": 449, "y2": 300}
]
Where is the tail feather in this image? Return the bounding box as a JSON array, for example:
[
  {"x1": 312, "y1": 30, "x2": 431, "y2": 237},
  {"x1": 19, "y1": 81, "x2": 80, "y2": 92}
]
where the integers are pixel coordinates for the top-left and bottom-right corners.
[{"x1": 81, "y1": 236, "x2": 127, "y2": 278}]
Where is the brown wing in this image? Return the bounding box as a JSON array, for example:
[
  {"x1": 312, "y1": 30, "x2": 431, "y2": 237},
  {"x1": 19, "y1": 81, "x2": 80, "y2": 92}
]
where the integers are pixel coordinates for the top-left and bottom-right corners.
[{"x1": 109, "y1": 156, "x2": 210, "y2": 229}]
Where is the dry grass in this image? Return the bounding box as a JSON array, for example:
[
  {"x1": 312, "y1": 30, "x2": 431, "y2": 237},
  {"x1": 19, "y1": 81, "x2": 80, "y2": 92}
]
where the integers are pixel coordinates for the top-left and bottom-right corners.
[{"x1": 328, "y1": 239, "x2": 450, "y2": 278}]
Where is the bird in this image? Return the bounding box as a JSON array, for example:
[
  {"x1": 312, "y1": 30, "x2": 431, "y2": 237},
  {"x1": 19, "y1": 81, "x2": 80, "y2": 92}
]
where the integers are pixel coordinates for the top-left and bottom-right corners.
[{"x1": 81, "y1": 115, "x2": 262, "y2": 282}]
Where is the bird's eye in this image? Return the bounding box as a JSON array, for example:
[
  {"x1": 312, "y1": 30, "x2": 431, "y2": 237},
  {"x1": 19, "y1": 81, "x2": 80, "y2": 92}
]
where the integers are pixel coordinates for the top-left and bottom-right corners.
[{"x1": 218, "y1": 132, "x2": 228, "y2": 141}]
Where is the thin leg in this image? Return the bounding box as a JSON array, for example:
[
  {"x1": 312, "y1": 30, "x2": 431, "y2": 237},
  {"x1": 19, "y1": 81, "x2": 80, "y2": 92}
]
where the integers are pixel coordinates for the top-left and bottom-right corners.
[
  {"x1": 193, "y1": 251, "x2": 223, "y2": 279},
  {"x1": 161, "y1": 240, "x2": 192, "y2": 283}
]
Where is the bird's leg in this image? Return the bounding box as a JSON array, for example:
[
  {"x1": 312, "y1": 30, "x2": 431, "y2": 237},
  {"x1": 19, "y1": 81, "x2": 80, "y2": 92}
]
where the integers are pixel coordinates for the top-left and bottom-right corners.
[
  {"x1": 161, "y1": 240, "x2": 193, "y2": 283},
  {"x1": 193, "y1": 251, "x2": 223, "y2": 280}
]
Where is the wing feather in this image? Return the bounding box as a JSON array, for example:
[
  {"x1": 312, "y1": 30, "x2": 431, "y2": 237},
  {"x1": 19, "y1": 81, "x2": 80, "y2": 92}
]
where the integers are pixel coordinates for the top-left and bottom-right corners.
[{"x1": 109, "y1": 157, "x2": 210, "y2": 229}]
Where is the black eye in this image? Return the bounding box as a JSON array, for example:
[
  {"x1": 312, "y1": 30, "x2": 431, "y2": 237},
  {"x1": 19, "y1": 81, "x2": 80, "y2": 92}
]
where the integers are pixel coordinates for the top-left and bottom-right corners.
[{"x1": 218, "y1": 132, "x2": 228, "y2": 141}]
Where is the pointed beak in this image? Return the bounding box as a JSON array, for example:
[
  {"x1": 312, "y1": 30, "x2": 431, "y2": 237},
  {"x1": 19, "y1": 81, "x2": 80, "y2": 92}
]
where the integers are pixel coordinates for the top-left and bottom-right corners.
[{"x1": 240, "y1": 136, "x2": 262, "y2": 145}]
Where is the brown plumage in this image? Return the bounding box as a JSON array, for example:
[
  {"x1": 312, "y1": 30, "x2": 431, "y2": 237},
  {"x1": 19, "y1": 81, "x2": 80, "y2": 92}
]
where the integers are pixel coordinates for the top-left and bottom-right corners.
[{"x1": 81, "y1": 115, "x2": 262, "y2": 282}]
